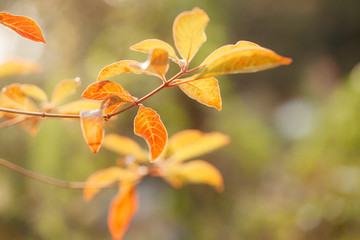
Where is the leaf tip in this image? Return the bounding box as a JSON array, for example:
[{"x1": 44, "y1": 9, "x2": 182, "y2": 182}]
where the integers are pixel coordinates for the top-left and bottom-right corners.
[{"x1": 282, "y1": 57, "x2": 293, "y2": 65}]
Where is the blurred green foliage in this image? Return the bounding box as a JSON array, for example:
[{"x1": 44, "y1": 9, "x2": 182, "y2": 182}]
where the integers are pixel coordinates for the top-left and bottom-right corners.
[{"x1": 1, "y1": 0, "x2": 360, "y2": 239}]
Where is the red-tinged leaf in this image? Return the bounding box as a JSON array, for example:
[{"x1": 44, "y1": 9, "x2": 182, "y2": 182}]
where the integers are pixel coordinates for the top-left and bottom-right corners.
[
  {"x1": 173, "y1": 7, "x2": 209, "y2": 64},
  {"x1": 108, "y1": 184, "x2": 138, "y2": 240},
  {"x1": 80, "y1": 109, "x2": 104, "y2": 153},
  {"x1": 130, "y1": 39, "x2": 181, "y2": 66},
  {"x1": 200, "y1": 41, "x2": 261, "y2": 67},
  {"x1": 82, "y1": 81, "x2": 135, "y2": 104},
  {"x1": 177, "y1": 75, "x2": 221, "y2": 110},
  {"x1": 84, "y1": 167, "x2": 135, "y2": 201},
  {"x1": 167, "y1": 131, "x2": 230, "y2": 163},
  {"x1": 57, "y1": 100, "x2": 101, "y2": 114},
  {"x1": 51, "y1": 78, "x2": 80, "y2": 105},
  {"x1": 0, "y1": 59, "x2": 41, "y2": 78},
  {"x1": 0, "y1": 12, "x2": 46, "y2": 43},
  {"x1": 135, "y1": 48, "x2": 169, "y2": 78},
  {"x1": 198, "y1": 47, "x2": 292, "y2": 78},
  {"x1": 162, "y1": 160, "x2": 224, "y2": 192},
  {"x1": 134, "y1": 105, "x2": 167, "y2": 162},
  {"x1": 104, "y1": 95, "x2": 127, "y2": 115},
  {"x1": 103, "y1": 134, "x2": 148, "y2": 162},
  {"x1": 21, "y1": 84, "x2": 48, "y2": 102},
  {"x1": 97, "y1": 60, "x2": 148, "y2": 82}
]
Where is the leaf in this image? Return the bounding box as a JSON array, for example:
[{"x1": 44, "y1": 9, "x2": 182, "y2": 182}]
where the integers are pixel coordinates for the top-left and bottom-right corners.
[
  {"x1": 177, "y1": 75, "x2": 221, "y2": 110},
  {"x1": 21, "y1": 84, "x2": 48, "y2": 102},
  {"x1": 108, "y1": 184, "x2": 138, "y2": 240},
  {"x1": 173, "y1": 7, "x2": 209, "y2": 64},
  {"x1": 0, "y1": 59, "x2": 41, "y2": 78},
  {"x1": 103, "y1": 134, "x2": 148, "y2": 162},
  {"x1": 57, "y1": 100, "x2": 101, "y2": 114},
  {"x1": 130, "y1": 39, "x2": 181, "y2": 65},
  {"x1": 0, "y1": 12, "x2": 46, "y2": 43},
  {"x1": 134, "y1": 105, "x2": 167, "y2": 162},
  {"x1": 198, "y1": 47, "x2": 292, "y2": 78},
  {"x1": 167, "y1": 131, "x2": 230, "y2": 163},
  {"x1": 97, "y1": 60, "x2": 148, "y2": 82},
  {"x1": 136, "y1": 48, "x2": 169, "y2": 78},
  {"x1": 163, "y1": 160, "x2": 224, "y2": 192},
  {"x1": 82, "y1": 81, "x2": 135, "y2": 103},
  {"x1": 84, "y1": 167, "x2": 135, "y2": 201},
  {"x1": 51, "y1": 78, "x2": 80, "y2": 105},
  {"x1": 200, "y1": 41, "x2": 261, "y2": 67},
  {"x1": 1, "y1": 84, "x2": 37, "y2": 111},
  {"x1": 80, "y1": 109, "x2": 104, "y2": 153}
]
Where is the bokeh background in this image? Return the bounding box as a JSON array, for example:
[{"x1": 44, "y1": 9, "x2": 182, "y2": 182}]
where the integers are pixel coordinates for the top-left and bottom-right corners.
[{"x1": 1, "y1": 0, "x2": 360, "y2": 239}]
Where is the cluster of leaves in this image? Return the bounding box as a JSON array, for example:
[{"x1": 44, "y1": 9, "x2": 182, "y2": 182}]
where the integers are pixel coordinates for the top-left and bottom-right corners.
[{"x1": 0, "y1": 8, "x2": 291, "y2": 240}]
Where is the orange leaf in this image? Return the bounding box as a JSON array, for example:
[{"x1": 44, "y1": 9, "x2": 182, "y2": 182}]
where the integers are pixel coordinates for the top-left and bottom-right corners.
[
  {"x1": 135, "y1": 48, "x2": 169, "y2": 78},
  {"x1": 21, "y1": 84, "x2": 48, "y2": 102},
  {"x1": 134, "y1": 105, "x2": 167, "y2": 162},
  {"x1": 80, "y1": 109, "x2": 104, "y2": 153},
  {"x1": 51, "y1": 78, "x2": 80, "y2": 105},
  {"x1": 0, "y1": 59, "x2": 41, "y2": 78},
  {"x1": 177, "y1": 75, "x2": 221, "y2": 110},
  {"x1": 198, "y1": 47, "x2": 292, "y2": 78},
  {"x1": 97, "y1": 60, "x2": 148, "y2": 82},
  {"x1": 130, "y1": 39, "x2": 181, "y2": 66},
  {"x1": 57, "y1": 100, "x2": 101, "y2": 114},
  {"x1": 82, "y1": 81, "x2": 135, "y2": 103},
  {"x1": 200, "y1": 41, "x2": 261, "y2": 67},
  {"x1": 1, "y1": 84, "x2": 37, "y2": 111},
  {"x1": 108, "y1": 184, "x2": 138, "y2": 240},
  {"x1": 167, "y1": 131, "x2": 230, "y2": 163},
  {"x1": 84, "y1": 167, "x2": 135, "y2": 201},
  {"x1": 103, "y1": 134, "x2": 148, "y2": 162},
  {"x1": 173, "y1": 7, "x2": 209, "y2": 64},
  {"x1": 162, "y1": 160, "x2": 224, "y2": 192},
  {"x1": 0, "y1": 12, "x2": 46, "y2": 43}
]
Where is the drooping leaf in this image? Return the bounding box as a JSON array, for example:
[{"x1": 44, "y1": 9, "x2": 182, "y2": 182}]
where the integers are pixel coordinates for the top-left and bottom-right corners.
[
  {"x1": 198, "y1": 47, "x2": 292, "y2": 78},
  {"x1": 136, "y1": 48, "x2": 169, "y2": 78},
  {"x1": 163, "y1": 160, "x2": 224, "y2": 192},
  {"x1": 80, "y1": 109, "x2": 104, "y2": 153},
  {"x1": 51, "y1": 78, "x2": 80, "y2": 105},
  {"x1": 82, "y1": 81, "x2": 135, "y2": 103},
  {"x1": 21, "y1": 84, "x2": 48, "y2": 102},
  {"x1": 97, "y1": 60, "x2": 148, "y2": 82},
  {"x1": 177, "y1": 75, "x2": 221, "y2": 110},
  {"x1": 0, "y1": 59, "x2": 41, "y2": 78},
  {"x1": 0, "y1": 12, "x2": 46, "y2": 43},
  {"x1": 173, "y1": 7, "x2": 209, "y2": 64},
  {"x1": 200, "y1": 41, "x2": 261, "y2": 67},
  {"x1": 134, "y1": 105, "x2": 167, "y2": 162},
  {"x1": 57, "y1": 100, "x2": 101, "y2": 114},
  {"x1": 84, "y1": 167, "x2": 135, "y2": 201},
  {"x1": 130, "y1": 39, "x2": 181, "y2": 65},
  {"x1": 167, "y1": 131, "x2": 230, "y2": 163},
  {"x1": 103, "y1": 134, "x2": 148, "y2": 162},
  {"x1": 108, "y1": 184, "x2": 138, "y2": 240}
]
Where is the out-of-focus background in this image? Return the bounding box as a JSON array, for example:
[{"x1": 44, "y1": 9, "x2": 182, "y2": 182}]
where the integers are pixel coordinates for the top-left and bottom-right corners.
[{"x1": 1, "y1": 0, "x2": 360, "y2": 239}]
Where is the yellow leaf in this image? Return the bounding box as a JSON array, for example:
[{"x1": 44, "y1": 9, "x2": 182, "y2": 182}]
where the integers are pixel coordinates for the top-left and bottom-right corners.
[
  {"x1": 21, "y1": 84, "x2": 48, "y2": 102},
  {"x1": 97, "y1": 60, "x2": 148, "y2": 82},
  {"x1": 84, "y1": 167, "x2": 136, "y2": 201},
  {"x1": 173, "y1": 7, "x2": 209, "y2": 64},
  {"x1": 163, "y1": 160, "x2": 224, "y2": 192},
  {"x1": 57, "y1": 100, "x2": 101, "y2": 114},
  {"x1": 167, "y1": 131, "x2": 230, "y2": 163},
  {"x1": 177, "y1": 75, "x2": 221, "y2": 110},
  {"x1": 135, "y1": 48, "x2": 169, "y2": 78},
  {"x1": 80, "y1": 109, "x2": 104, "y2": 153},
  {"x1": 51, "y1": 78, "x2": 80, "y2": 105},
  {"x1": 130, "y1": 39, "x2": 181, "y2": 65},
  {"x1": 198, "y1": 47, "x2": 292, "y2": 78},
  {"x1": 200, "y1": 41, "x2": 261, "y2": 67},
  {"x1": 103, "y1": 134, "x2": 148, "y2": 162},
  {"x1": 0, "y1": 59, "x2": 41, "y2": 78}
]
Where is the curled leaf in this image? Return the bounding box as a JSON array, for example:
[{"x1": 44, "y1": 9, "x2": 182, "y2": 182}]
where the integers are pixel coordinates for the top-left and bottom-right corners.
[
  {"x1": 136, "y1": 48, "x2": 169, "y2": 78},
  {"x1": 80, "y1": 109, "x2": 104, "y2": 153},
  {"x1": 198, "y1": 47, "x2": 292, "y2": 78},
  {"x1": 163, "y1": 160, "x2": 224, "y2": 192},
  {"x1": 108, "y1": 184, "x2": 138, "y2": 240},
  {"x1": 0, "y1": 59, "x2": 41, "y2": 78},
  {"x1": 0, "y1": 12, "x2": 46, "y2": 43},
  {"x1": 177, "y1": 75, "x2": 222, "y2": 110},
  {"x1": 51, "y1": 78, "x2": 80, "y2": 105},
  {"x1": 173, "y1": 7, "x2": 209, "y2": 64},
  {"x1": 134, "y1": 105, "x2": 167, "y2": 162}
]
